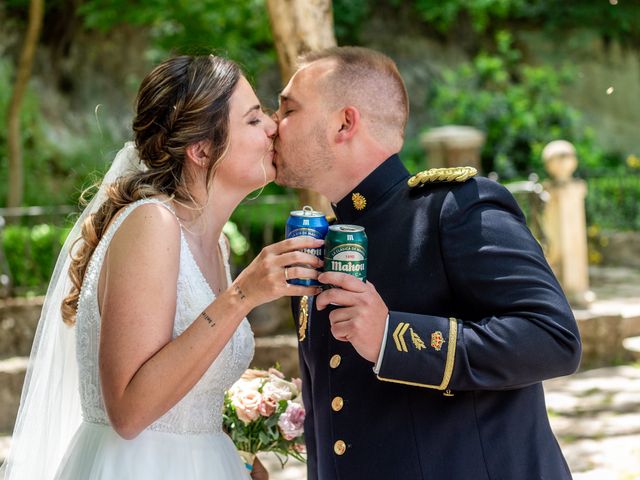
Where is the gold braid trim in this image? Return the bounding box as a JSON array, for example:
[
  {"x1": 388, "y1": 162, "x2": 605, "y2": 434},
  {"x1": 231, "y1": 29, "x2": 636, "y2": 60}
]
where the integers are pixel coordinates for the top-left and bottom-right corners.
[
  {"x1": 408, "y1": 167, "x2": 477, "y2": 187},
  {"x1": 377, "y1": 317, "x2": 458, "y2": 391}
]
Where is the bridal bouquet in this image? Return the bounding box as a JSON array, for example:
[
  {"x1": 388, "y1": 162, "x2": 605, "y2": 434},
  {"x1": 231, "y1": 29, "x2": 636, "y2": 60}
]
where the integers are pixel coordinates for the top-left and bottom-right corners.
[{"x1": 223, "y1": 367, "x2": 306, "y2": 470}]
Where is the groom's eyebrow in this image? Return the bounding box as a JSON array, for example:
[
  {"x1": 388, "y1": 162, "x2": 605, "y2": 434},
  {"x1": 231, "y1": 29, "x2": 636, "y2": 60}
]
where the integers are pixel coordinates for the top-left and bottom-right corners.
[
  {"x1": 279, "y1": 94, "x2": 298, "y2": 105},
  {"x1": 243, "y1": 105, "x2": 261, "y2": 117}
]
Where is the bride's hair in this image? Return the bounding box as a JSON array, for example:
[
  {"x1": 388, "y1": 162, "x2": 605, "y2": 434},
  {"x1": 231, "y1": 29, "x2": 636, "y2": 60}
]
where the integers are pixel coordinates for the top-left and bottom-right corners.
[{"x1": 61, "y1": 55, "x2": 241, "y2": 325}]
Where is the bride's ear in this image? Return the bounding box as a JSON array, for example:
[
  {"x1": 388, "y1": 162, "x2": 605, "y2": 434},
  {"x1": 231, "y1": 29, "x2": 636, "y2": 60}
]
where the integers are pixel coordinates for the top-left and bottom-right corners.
[{"x1": 185, "y1": 141, "x2": 211, "y2": 168}]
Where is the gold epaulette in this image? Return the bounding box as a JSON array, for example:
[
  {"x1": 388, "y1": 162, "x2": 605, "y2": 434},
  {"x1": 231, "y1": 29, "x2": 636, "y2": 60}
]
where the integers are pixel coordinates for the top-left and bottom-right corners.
[{"x1": 407, "y1": 166, "x2": 478, "y2": 188}]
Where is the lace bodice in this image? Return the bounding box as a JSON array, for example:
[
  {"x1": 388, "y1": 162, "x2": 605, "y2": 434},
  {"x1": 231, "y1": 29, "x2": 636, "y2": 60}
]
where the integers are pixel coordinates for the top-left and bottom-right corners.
[{"x1": 75, "y1": 198, "x2": 254, "y2": 434}]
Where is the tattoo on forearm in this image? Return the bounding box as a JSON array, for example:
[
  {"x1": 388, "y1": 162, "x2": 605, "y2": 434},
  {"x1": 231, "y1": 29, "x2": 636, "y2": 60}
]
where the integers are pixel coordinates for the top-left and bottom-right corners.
[
  {"x1": 234, "y1": 285, "x2": 246, "y2": 300},
  {"x1": 201, "y1": 311, "x2": 216, "y2": 328}
]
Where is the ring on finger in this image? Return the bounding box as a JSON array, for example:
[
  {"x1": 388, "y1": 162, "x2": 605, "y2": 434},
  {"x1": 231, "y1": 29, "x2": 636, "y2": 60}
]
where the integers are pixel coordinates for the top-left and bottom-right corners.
[{"x1": 284, "y1": 266, "x2": 289, "y2": 281}]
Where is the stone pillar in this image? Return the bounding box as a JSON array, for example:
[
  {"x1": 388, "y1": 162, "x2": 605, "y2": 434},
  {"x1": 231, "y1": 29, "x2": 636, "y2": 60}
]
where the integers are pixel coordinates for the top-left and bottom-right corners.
[
  {"x1": 420, "y1": 125, "x2": 485, "y2": 172},
  {"x1": 542, "y1": 140, "x2": 594, "y2": 308}
]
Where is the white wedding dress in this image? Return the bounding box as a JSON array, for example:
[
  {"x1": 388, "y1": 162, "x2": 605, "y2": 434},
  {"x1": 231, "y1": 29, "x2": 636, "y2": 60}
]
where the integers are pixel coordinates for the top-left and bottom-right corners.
[{"x1": 54, "y1": 198, "x2": 254, "y2": 479}]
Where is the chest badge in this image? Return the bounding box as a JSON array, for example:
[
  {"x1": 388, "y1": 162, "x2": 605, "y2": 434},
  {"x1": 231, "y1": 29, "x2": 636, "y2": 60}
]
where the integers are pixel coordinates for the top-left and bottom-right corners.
[
  {"x1": 431, "y1": 331, "x2": 446, "y2": 351},
  {"x1": 298, "y1": 295, "x2": 309, "y2": 341},
  {"x1": 352, "y1": 192, "x2": 367, "y2": 211}
]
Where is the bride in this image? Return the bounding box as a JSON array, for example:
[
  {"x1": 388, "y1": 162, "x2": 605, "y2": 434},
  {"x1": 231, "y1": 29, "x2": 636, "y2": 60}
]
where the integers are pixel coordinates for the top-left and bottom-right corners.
[{"x1": 1, "y1": 54, "x2": 322, "y2": 479}]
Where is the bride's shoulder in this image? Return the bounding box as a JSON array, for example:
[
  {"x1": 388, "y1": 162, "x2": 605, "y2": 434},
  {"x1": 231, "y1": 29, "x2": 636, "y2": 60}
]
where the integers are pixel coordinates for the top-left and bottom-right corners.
[{"x1": 107, "y1": 198, "x2": 181, "y2": 256}]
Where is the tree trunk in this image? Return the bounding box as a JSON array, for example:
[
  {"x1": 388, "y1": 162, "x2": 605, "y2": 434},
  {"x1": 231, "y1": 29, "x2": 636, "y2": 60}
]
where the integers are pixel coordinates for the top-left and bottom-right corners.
[
  {"x1": 6, "y1": 0, "x2": 45, "y2": 208},
  {"x1": 266, "y1": 0, "x2": 336, "y2": 216}
]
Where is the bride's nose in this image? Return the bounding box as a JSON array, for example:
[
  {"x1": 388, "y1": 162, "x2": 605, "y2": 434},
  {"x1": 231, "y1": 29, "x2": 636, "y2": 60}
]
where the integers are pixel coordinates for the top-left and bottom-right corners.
[{"x1": 266, "y1": 115, "x2": 277, "y2": 138}]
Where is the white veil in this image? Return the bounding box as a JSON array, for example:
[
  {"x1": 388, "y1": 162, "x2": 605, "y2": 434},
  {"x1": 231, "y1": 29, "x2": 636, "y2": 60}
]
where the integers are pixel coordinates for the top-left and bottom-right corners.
[{"x1": 0, "y1": 142, "x2": 146, "y2": 480}]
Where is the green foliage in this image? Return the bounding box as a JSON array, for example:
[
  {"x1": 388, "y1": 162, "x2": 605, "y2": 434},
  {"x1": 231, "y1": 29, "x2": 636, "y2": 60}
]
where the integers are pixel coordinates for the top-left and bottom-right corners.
[
  {"x1": 78, "y1": 0, "x2": 275, "y2": 78},
  {"x1": 0, "y1": 218, "x2": 248, "y2": 291},
  {"x1": 330, "y1": 0, "x2": 640, "y2": 47},
  {"x1": 410, "y1": 0, "x2": 640, "y2": 45},
  {"x1": 0, "y1": 58, "x2": 117, "y2": 207},
  {"x1": 586, "y1": 175, "x2": 640, "y2": 232},
  {"x1": 229, "y1": 195, "x2": 297, "y2": 268},
  {"x1": 2, "y1": 223, "x2": 70, "y2": 292},
  {"x1": 413, "y1": 0, "x2": 528, "y2": 33},
  {"x1": 332, "y1": 0, "x2": 372, "y2": 44},
  {"x1": 223, "y1": 221, "x2": 250, "y2": 257},
  {"x1": 426, "y1": 31, "x2": 602, "y2": 179},
  {"x1": 399, "y1": 135, "x2": 426, "y2": 176}
]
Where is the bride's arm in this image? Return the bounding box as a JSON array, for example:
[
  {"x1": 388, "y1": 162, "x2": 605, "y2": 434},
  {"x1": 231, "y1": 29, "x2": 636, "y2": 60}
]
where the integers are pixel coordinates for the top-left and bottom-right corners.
[{"x1": 98, "y1": 204, "x2": 320, "y2": 439}]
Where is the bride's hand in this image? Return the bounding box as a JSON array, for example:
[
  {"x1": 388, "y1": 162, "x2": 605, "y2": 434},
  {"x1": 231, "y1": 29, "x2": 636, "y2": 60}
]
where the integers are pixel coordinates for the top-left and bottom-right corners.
[
  {"x1": 250, "y1": 456, "x2": 269, "y2": 480},
  {"x1": 232, "y1": 236, "x2": 323, "y2": 309}
]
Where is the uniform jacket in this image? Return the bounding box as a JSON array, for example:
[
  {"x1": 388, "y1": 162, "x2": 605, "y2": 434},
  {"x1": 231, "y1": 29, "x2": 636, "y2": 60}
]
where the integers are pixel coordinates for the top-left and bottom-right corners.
[{"x1": 292, "y1": 154, "x2": 581, "y2": 480}]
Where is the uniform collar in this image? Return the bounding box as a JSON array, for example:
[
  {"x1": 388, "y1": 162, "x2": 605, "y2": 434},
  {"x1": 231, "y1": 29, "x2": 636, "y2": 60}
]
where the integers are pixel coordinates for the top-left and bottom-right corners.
[{"x1": 332, "y1": 154, "x2": 409, "y2": 223}]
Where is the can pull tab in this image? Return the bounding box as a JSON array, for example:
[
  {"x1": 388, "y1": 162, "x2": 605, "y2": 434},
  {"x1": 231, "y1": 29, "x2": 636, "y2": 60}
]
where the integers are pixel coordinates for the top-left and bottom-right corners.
[{"x1": 302, "y1": 205, "x2": 314, "y2": 215}]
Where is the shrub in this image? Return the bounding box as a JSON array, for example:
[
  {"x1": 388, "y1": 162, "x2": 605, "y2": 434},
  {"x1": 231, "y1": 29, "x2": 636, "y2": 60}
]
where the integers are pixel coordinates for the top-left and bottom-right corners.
[
  {"x1": 586, "y1": 175, "x2": 640, "y2": 232},
  {"x1": 425, "y1": 31, "x2": 604, "y2": 179},
  {"x1": 2, "y1": 223, "x2": 70, "y2": 293},
  {"x1": 1, "y1": 217, "x2": 254, "y2": 292}
]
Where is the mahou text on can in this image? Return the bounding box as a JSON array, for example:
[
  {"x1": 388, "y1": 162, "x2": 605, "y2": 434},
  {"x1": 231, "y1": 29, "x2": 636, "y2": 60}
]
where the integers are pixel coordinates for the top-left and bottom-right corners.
[
  {"x1": 285, "y1": 205, "x2": 329, "y2": 286},
  {"x1": 324, "y1": 224, "x2": 367, "y2": 283}
]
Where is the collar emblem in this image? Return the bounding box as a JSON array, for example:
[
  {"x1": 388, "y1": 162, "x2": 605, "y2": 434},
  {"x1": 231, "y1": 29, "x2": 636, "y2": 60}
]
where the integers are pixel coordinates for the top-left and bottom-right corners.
[{"x1": 352, "y1": 192, "x2": 367, "y2": 211}]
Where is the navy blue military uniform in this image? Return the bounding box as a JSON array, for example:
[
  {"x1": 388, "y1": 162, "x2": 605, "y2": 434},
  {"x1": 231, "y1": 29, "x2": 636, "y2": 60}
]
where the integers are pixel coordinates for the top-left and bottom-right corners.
[{"x1": 292, "y1": 154, "x2": 581, "y2": 480}]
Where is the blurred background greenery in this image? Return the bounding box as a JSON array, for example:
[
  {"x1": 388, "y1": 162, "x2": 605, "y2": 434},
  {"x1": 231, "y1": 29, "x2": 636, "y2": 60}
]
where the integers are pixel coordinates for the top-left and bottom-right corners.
[{"x1": 0, "y1": 0, "x2": 638, "y2": 293}]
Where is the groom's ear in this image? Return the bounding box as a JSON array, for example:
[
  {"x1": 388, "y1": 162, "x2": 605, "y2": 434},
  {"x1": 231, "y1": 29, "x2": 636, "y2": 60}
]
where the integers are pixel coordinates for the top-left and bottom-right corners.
[
  {"x1": 334, "y1": 106, "x2": 359, "y2": 143},
  {"x1": 185, "y1": 140, "x2": 211, "y2": 168}
]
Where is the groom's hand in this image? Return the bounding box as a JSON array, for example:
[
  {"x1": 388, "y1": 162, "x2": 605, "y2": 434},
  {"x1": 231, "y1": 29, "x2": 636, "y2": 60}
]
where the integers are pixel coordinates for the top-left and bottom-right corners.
[{"x1": 316, "y1": 272, "x2": 388, "y2": 363}]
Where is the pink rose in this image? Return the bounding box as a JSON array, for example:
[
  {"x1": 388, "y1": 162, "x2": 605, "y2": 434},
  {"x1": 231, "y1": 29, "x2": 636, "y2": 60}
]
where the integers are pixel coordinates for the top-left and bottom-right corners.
[
  {"x1": 277, "y1": 401, "x2": 306, "y2": 440},
  {"x1": 232, "y1": 389, "x2": 261, "y2": 424},
  {"x1": 258, "y1": 395, "x2": 277, "y2": 417},
  {"x1": 292, "y1": 377, "x2": 302, "y2": 396},
  {"x1": 268, "y1": 367, "x2": 285, "y2": 379},
  {"x1": 241, "y1": 369, "x2": 269, "y2": 381},
  {"x1": 263, "y1": 378, "x2": 294, "y2": 402}
]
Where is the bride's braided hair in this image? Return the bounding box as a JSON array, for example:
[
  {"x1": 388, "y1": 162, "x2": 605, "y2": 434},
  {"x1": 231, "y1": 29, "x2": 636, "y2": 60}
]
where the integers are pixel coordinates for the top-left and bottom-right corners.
[{"x1": 62, "y1": 55, "x2": 241, "y2": 325}]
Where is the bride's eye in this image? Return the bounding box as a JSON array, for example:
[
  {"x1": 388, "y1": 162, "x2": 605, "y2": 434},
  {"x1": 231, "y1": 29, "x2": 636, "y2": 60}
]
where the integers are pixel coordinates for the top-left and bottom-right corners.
[{"x1": 248, "y1": 118, "x2": 262, "y2": 126}]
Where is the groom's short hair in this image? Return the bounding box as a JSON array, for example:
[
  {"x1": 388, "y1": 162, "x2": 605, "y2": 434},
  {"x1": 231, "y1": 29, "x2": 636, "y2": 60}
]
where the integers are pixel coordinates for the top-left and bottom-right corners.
[{"x1": 299, "y1": 46, "x2": 409, "y2": 150}]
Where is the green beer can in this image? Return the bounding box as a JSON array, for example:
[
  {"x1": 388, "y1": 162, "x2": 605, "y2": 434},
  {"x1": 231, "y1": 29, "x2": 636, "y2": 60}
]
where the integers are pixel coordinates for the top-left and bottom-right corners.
[{"x1": 324, "y1": 224, "x2": 368, "y2": 282}]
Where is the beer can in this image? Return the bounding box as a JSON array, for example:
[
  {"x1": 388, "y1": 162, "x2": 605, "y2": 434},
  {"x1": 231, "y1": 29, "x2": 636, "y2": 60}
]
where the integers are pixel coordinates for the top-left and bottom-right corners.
[
  {"x1": 285, "y1": 205, "x2": 329, "y2": 286},
  {"x1": 324, "y1": 224, "x2": 367, "y2": 282}
]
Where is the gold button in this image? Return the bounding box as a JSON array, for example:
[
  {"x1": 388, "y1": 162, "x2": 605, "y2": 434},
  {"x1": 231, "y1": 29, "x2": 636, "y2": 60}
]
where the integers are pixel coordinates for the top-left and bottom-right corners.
[
  {"x1": 330, "y1": 354, "x2": 341, "y2": 369},
  {"x1": 334, "y1": 440, "x2": 347, "y2": 455},
  {"x1": 331, "y1": 396, "x2": 344, "y2": 412}
]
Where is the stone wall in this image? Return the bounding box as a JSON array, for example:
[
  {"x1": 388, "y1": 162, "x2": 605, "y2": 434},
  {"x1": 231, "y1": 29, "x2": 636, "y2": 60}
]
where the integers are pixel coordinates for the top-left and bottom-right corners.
[{"x1": 0, "y1": 297, "x2": 42, "y2": 357}]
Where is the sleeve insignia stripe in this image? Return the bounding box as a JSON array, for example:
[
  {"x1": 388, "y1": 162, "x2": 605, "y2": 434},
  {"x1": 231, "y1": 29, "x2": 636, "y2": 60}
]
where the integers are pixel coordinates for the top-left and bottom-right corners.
[
  {"x1": 407, "y1": 166, "x2": 477, "y2": 187},
  {"x1": 410, "y1": 328, "x2": 426, "y2": 350},
  {"x1": 431, "y1": 331, "x2": 446, "y2": 351},
  {"x1": 377, "y1": 318, "x2": 458, "y2": 391},
  {"x1": 392, "y1": 322, "x2": 411, "y2": 352}
]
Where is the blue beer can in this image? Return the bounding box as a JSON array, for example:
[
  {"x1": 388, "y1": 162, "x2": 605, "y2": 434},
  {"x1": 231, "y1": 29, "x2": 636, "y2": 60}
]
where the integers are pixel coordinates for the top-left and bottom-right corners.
[{"x1": 285, "y1": 205, "x2": 329, "y2": 286}]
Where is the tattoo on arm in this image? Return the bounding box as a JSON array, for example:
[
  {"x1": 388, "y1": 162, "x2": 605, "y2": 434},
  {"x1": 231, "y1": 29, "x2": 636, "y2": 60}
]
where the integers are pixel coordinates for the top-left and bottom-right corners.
[
  {"x1": 234, "y1": 285, "x2": 246, "y2": 300},
  {"x1": 201, "y1": 311, "x2": 216, "y2": 328}
]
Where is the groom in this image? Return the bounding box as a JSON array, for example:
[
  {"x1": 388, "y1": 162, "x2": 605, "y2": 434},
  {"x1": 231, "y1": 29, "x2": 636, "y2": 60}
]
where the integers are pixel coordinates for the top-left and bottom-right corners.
[{"x1": 274, "y1": 46, "x2": 581, "y2": 480}]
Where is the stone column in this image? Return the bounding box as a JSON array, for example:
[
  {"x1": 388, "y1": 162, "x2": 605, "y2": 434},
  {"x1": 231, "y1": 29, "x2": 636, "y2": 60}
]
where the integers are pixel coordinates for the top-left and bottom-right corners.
[
  {"x1": 420, "y1": 125, "x2": 485, "y2": 172},
  {"x1": 542, "y1": 140, "x2": 594, "y2": 308}
]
